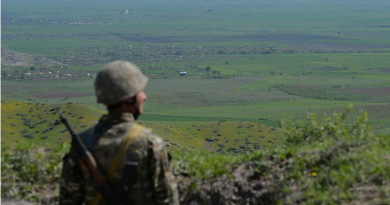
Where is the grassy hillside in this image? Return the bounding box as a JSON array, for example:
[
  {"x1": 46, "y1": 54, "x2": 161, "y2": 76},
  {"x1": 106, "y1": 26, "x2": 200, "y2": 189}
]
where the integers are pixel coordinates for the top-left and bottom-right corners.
[
  {"x1": 140, "y1": 120, "x2": 280, "y2": 153},
  {"x1": 2, "y1": 108, "x2": 389, "y2": 204},
  {"x1": 1, "y1": 98, "x2": 104, "y2": 146},
  {"x1": 176, "y1": 110, "x2": 390, "y2": 205},
  {"x1": 1, "y1": 99, "x2": 281, "y2": 153}
]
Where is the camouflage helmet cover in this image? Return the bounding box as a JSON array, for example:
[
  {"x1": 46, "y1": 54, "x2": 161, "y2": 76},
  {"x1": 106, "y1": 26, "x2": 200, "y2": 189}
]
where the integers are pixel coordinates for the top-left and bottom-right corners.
[{"x1": 95, "y1": 60, "x2": 149, "y2": 105}]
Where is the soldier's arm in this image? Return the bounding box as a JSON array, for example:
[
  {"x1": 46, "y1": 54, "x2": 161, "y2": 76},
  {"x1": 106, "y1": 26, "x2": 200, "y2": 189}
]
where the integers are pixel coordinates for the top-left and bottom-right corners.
[
  {"x1": 151, "y1": 136, "x2": 180, "y2": 205},
  {"x1": 59, "y1": 148, "x2": 85, "y2": 205}
]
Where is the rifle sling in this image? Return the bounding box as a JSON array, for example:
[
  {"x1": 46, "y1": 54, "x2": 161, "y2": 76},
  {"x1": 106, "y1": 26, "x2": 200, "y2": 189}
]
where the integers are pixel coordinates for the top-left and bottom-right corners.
[{"x1": 90, "y1": 123, "x2": 144, "y2": 205}]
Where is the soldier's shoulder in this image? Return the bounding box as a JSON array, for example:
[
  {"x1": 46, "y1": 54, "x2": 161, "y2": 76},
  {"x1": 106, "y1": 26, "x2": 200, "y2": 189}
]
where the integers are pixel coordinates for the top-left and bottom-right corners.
[{"x1": 137, "y1": 124, "x2": 166, "y2": 148}]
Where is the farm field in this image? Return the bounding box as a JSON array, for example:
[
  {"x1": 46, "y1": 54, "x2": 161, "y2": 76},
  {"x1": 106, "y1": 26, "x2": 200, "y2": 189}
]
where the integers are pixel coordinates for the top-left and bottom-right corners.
[
  {"x1": 2, "y1": 0, "x2": 390, "y2": 147},
  {"x1": 3, "y1": 68, "x2": 389, "y2": 133}
]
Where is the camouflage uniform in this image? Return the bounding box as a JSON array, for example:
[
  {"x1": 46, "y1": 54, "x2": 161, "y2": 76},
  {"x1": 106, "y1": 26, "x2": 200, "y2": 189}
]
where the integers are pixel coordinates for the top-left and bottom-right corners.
[{"x1": 60, "y1": 112, "x2": 179, "y2": 205}]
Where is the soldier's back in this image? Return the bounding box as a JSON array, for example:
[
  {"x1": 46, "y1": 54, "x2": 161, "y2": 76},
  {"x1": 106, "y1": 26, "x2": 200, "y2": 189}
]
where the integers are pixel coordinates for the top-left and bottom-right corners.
[{"x1": 75, "y1": 113, "x2": 178, "y2": 205}]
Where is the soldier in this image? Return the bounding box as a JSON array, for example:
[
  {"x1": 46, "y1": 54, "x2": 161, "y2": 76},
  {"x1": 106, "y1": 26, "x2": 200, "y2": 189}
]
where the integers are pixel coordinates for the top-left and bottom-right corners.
[{"x1": 60, "y1": 60, "x2": 179, "y2": 205}]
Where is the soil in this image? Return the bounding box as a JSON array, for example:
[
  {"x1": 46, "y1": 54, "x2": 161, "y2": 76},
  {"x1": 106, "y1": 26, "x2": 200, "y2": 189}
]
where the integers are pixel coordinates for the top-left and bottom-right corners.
[
  {"x1": 178, "y1": 161, "x2": 281, "y2": 205},
  {"x1": 177, "y1": 142, "x2": 389, "y2": 205},
  {"x1": 370, "y1": 69, "x2": 390, "y2": 73},
  {"x1": 346, "y1": 87, "x2": 390, "y2": 96},
  {"x1": 284, "y1": 42, "x2": 390, "y2": 50}
]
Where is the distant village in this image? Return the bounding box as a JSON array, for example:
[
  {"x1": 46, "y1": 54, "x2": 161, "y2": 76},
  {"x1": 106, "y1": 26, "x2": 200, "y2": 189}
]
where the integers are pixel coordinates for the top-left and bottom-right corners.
[{"x1": 1, "y1": 67, "x2": 94, "y2": 81}]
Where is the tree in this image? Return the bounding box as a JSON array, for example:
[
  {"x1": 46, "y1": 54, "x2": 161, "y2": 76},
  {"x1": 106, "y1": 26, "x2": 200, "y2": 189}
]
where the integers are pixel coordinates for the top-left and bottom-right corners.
[
  {"x1": 270, "y1": 70, "x2": 275, "y2": 76},
  {"x1": 205, "y1": 66, "x2": 211, "y2": 72},
  {"x1": 279, "y1": 71, "x2": 283, "y2": 76}
]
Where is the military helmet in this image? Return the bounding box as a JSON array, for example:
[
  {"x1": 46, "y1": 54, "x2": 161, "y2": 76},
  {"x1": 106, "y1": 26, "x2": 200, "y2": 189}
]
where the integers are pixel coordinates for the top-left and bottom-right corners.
[{"x1": 95, "y1": 60, "x2": 149, "y2": 105}]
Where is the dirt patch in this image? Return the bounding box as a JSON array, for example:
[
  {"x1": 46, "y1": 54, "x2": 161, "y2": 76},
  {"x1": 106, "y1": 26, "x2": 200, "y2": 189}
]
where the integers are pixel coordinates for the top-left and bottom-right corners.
[
  {"x1": 30, "y1": 92, "x2": 94, "y2": 98},
  {"x1": 369, "y1": 69, "x2": 390, "y2": 73},
  {"x1": 149, "y1": 91, "x2": 215, "y2": 109},
  {"x1": 202, "y1": 141, "x2": 217, "y2": 152},
  {"x1": 284, "y1": 42, "x2": 390, "y2": 50},
  {"x1": 306, "y1": 66, "x2": 340, "y2": 71},
  {"x1": 178, "y1": 142, "x2": 389, "y2": 205},
  {"x1": 345, "y1": 87, "x2": 390, "y2": 96},
  {"x1": 118, "y1": 33, "x2": 344, "y2": 44}
]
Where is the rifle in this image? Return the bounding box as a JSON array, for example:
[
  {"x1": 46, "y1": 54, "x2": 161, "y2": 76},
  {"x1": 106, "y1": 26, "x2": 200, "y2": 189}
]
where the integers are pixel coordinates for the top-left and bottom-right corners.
[{"x1": 60, "y1": 113, "x2": 121, "y2": 205}]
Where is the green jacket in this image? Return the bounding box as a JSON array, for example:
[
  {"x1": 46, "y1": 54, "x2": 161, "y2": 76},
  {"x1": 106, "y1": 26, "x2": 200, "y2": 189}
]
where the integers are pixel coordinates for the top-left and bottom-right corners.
[{"x1": 60, "y1": 113, "x2": 179, "y2": 205}]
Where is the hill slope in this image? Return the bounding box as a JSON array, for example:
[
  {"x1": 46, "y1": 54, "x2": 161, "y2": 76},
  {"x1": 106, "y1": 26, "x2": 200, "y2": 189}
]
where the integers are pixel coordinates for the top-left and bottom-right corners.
[
  {"x1": 1, "y1": 99, "x2": 281, "y2": 151},
  {"x1": 2, "y1": 107, "x2": 389, "y2": 204},
  {"x1": 1, "y1": 48, "x2": 63, "y2": 68},
  {"x1": 141, "y1": 120, "x2": 280, "y2": 153},
  {"x1": 1, "y1": 98, "x2": 104, "y2": 146}
]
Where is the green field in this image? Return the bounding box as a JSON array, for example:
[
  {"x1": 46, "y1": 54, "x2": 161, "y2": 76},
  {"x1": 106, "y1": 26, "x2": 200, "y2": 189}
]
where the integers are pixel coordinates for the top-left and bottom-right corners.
[{"x1": 2, "y1": 0, "x2": 390, "y2": 139}]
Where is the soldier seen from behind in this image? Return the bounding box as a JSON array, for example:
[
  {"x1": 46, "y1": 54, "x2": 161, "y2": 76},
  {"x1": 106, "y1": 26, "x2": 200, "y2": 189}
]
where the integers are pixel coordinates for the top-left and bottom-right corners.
[{"x1": 60, "y1": 60, "x2": 179, "y2": 205}]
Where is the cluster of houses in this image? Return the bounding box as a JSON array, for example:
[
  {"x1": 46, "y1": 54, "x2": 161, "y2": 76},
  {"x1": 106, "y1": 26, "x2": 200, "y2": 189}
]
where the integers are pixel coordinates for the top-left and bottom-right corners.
[
  {"x1": 23, "y1": 71, "x2": 74, "y2": 79},
  {"x1": 1, "y1": 68, "x2": 93, "y2": 80}
]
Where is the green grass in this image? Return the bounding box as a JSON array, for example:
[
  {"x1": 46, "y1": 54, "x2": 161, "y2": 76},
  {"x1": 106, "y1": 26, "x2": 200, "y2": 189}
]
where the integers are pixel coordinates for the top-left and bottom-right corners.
[
  {"x1": 148, "y1": 98, "x2": 388, "y2": 120},
  {"x1": 140, "y1": 120, "x2": 281, "y2": 152},
  {"x1": 3, "y1": 72, "x2": 389, "y2": 132},
  {"x1": 2, "y1": 109, "x2": 389, "y2": 204},
  {"x1": 175, "y1": 109, "x2": 390, "y2": 204},
  {"x1": 1, "y1": 98, "x2": 105, "y2": 146},
  {"x1": 1, "y1": 98, "x2": 282, "y2": 152},
  {"x1": 3, "y1": 0, "x2": 390, "y2": 52}
]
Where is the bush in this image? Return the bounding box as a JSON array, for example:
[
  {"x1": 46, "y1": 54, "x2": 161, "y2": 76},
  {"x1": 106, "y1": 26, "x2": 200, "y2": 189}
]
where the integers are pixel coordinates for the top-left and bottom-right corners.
[
  {"x1": 175, "y1": 107, "x2": 390, "y2": 204},
  {"x1": 2, "y1": 107, "x2": 389, "y2": 204},
  {"x1": 1, "y1": 143, "x2": 66, "y2": 203},
  {"x1": 23, "y1": 134, "x2": 34, "y2": 139}
]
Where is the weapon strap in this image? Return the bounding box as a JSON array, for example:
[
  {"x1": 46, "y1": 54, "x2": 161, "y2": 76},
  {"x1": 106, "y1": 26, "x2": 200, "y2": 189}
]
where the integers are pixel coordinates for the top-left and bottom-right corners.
[{"x1": 90, "y1": 123, "x2": 144, "y2": 205}]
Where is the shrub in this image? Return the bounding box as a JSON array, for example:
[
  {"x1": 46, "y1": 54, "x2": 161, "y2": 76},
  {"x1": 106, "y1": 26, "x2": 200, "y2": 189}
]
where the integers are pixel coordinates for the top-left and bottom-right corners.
[
  {"x1": 1, "y1": 143, "x2": 66, "y2": 203},
  {"x1": 22, "y1": 134, "x2": 34, "y2": 139},
  {"x1": 175, "y1": 107, "x2": 390, "y2": 204},
  {"x1": 2, "y1": 107, "x2": 389, "y2": 204}
]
